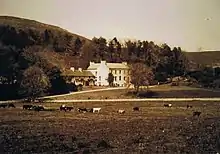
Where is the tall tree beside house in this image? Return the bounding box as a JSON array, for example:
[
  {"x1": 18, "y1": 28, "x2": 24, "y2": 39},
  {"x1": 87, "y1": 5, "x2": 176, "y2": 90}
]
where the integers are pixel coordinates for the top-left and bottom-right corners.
[
  {"x1": 130, "y1": 62, "x2": 154, "y2": 93},
  {"x1": 107, "y1": 72, "x2": 114, "y2": 87},
  {"x1": 19, "y1": 66, "x2": 51, "y2": 100}
]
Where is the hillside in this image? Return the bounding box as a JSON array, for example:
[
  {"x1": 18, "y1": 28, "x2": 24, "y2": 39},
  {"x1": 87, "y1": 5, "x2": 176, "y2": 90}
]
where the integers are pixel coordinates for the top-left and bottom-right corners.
[
  {"x1": 0, "y1": 16, "x2": 93, "y2": 70},
  {"x1": 0, "y1": 16, "x2": 89, "y2": 41},
  {"x1": 1, "y1": 16, "x2": 219, "y2": 70},
  {"x1": 184, "y1": 51, "x2": 220, "y2": 66}
]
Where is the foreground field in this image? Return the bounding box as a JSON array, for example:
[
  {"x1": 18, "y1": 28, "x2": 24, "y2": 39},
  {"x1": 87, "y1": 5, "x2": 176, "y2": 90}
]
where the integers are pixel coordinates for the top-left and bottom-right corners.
[
  {"x1": 1, "y1": 101, "x2": 220, "y2": 153},
  {"x1": 53, "y1": 85, "x2": 220, "y2": 100}
]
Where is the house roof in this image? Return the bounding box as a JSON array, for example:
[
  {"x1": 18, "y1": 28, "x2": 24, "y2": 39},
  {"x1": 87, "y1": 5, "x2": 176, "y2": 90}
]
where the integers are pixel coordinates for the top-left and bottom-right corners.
[
  {"x1": 62, "y1": 70, "x2": 95, "y2": 77},
  {"x1": 87, "y1": 62, "x2": 129, "y2": 70}
]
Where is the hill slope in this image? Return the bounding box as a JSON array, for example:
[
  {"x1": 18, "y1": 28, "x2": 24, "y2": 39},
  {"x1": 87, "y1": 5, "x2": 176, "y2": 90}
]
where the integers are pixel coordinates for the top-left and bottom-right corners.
[
  {"x1": 0, "y1": 16, "x2": 89, "y2": 41},
  {"x1": 184, "y1": 51, "x2": 220, "y2": 66},
  {"x1": 0, "y1": 16, "x2": 93, "y2": 69},
  {"x1": 1, "y1": 16, "x2": 220, "y2": 69}
]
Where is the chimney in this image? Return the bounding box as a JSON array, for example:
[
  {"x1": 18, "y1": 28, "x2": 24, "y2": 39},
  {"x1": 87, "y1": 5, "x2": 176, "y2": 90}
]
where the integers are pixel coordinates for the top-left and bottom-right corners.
[
  {"x1": 122, "y1": 62, "x2": 127, "y2": 65},
  {"x1": 70, "y1": 67, "x2": 75, "y2": 71},
  {"x1": 101, "y1": 60, "x2": 106, "y2": 65},
  {"x1": 90, "y1": 61, "x2": 95, "y2": 65},
  {"x1": 78, "y1": 68, "x2": 82, "y2": 72}
]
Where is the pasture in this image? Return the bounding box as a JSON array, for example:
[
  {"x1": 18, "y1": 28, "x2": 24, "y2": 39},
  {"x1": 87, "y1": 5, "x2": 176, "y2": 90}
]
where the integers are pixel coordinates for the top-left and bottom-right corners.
[
  {"x1": 52, "y1": 85, "x2": 220, "y2": 100},
  {"x1": 0, "y1": 100, "x2": 220, "y2": 153}
]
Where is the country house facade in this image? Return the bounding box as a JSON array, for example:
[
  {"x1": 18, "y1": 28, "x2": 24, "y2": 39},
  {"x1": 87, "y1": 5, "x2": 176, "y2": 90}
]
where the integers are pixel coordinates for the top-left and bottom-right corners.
[
  {"x1": 87, "y1": 61, "x2": 130, "y2": 87},
  {"x1": 61, "y1": 67, "x2": 95, "y2": 86}
]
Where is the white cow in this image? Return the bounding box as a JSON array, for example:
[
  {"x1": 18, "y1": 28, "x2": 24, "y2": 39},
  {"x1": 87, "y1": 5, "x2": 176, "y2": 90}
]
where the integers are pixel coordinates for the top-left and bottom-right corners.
[
  {"x1": 93, "y1": 107, "x2": 101, "y2": 113},
  {"x1": 118, "y1": 109, "x2": 125, "y2": 114}
]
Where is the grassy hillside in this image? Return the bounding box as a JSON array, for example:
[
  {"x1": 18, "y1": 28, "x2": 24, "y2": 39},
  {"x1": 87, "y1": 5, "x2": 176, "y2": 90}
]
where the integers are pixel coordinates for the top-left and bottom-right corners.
[
  {"x1": 184, "y1": 51, "x2": 220, "y2": 66},
  {"x1": 0, "y1": 16, "x2": 89, "y2": 41}
]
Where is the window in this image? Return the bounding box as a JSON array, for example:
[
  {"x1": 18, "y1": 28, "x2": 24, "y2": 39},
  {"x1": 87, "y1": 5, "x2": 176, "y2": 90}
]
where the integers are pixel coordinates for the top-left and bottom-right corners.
[
  {"x1": 115, "y1": 70, "x2": 117, "y2": 74},
  {"x1": 119, "y1": 76, "x2": 121, "y2": 81},
  {"x1": 99, "y1": 76, "x2": 101, "y2": 81},
  {"x1": 119, "y1": 70, "x2": 121, "y2": 74},
  {"x1": 124, "y1": 77, "x2": 126, "y2": 80},
  {"x1": 114, "y1": 76, "x2": 117, "y2": 81},
  {"x1": 95, "y1": 71, "x2": 97, "y2": 76}
]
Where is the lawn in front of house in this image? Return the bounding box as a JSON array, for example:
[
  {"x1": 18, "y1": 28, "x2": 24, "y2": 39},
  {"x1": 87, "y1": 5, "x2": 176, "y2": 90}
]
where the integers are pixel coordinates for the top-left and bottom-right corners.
[{"x1": 51, "y1": 85, "x2": 220, "y2": 100}]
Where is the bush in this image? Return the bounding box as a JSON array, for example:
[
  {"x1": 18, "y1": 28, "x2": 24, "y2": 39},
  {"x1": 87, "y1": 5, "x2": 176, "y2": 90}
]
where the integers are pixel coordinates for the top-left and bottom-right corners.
[{"x1": 67, "y1": 83, "x2": 77, "y2": 92}]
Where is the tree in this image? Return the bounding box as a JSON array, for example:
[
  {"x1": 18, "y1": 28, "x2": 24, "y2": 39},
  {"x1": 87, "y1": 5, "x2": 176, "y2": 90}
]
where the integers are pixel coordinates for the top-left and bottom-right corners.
[
  {"x1": 20, "y1": 66, "x2": 51, "y2": 100},
  {"x1": 130, "y1": 63, "x2": 154, "y2": 93},
  {"x1": 107, "y1": 73, "x2": 114, "y2": 87},
  {"x1": 74, "y1": 37, "x2": 83, "y2": 55}
]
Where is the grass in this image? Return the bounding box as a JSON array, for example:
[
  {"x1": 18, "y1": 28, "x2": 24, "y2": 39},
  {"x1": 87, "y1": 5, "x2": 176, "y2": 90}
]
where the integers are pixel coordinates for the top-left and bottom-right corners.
[
  {"x1": 52, "y1": 85, "x2": 220, "y2": 100},
  {"x1": 1, "y1": 100, "x2": 220, "y2": 153}
]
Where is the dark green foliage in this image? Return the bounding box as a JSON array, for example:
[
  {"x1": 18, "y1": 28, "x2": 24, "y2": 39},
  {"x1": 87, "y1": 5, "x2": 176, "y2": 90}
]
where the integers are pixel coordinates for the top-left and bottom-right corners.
[{"x1": 107, "y1": 73, "x2": 114, "y2": 86}]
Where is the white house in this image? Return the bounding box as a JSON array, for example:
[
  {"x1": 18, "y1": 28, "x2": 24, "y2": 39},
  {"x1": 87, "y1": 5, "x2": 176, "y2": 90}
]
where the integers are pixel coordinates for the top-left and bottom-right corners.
[{"x1": 87, "y1": 60, "x2": 130, "y2": 86}]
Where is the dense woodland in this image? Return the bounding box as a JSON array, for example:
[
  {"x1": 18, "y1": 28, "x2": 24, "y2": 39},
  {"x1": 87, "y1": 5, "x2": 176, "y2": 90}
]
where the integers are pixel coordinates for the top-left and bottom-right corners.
[{"x1": 0, "y1": 16, "x2": 219, "y2": 100}]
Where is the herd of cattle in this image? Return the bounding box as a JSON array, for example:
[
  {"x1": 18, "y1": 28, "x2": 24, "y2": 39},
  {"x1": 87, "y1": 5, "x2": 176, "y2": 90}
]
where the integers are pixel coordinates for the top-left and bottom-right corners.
[{"x1": 0, "y1": 102, "x2": 202, "y2": 117}]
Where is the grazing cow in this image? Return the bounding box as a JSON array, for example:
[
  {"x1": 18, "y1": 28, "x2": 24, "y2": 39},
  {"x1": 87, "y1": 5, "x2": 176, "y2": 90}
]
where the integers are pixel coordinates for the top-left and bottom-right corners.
[
  {"x1": 8, "y1": 103, "x2": 15, "y2": 108},
  {"x1": 93, "y1": 108, "x2": 101, "y2": 113},
  {"x1": 78, "y1": 108, "x2": 88, "y2": 113},
  {"x1": 0, "y1": 103, "x2": 15, "y2": 108},
  {"x1": 133, "y1": 107, "x2": 139, "y2": 111},
  {"x1": 0, "y1": 103, "x2": 8, "y2": 108},
  {"x1": 193, "y1": 111, "x2": 201, "y2": 117},
  {"x1": 118, "y1": 109, "x2": 125, "y2": 114},
  {"x1": 23, "y1": 105, "x2": 33, "y2": 110},
  {"x1": 60, "y1": 105, "x2": 73, "y2": 111},
  {"x1": 164, "y1": 103, "x2": 172, "y2": 107},
  {"x1": 66, "y1": 107, "x2": 73, "y2": 111},
  {"x1": 187, "y1": 105, "x2": 193, "y2": 108},
  {"x1": 60, "y1": 104, "x2": 67, "y2": 111}
]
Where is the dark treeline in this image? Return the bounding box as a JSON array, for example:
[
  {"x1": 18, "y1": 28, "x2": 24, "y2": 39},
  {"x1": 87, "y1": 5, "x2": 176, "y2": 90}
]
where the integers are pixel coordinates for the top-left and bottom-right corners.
[{"x1": 0, "y1": 21, "x2": 189, "y2": 100}]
